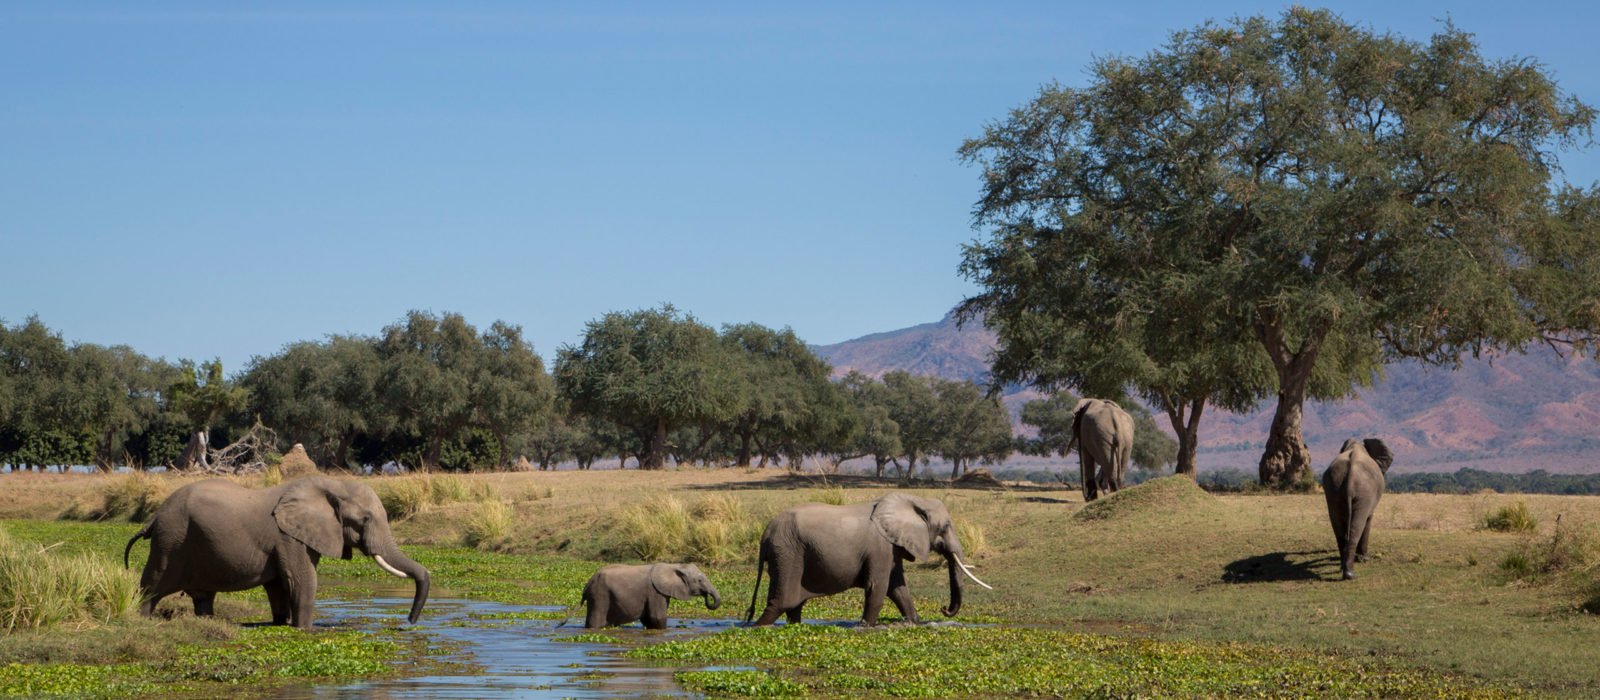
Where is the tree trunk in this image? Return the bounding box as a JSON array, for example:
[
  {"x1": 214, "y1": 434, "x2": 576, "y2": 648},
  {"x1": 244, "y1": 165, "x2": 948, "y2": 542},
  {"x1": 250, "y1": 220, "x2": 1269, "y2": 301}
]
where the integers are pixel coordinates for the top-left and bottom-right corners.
[
  {"x1": 422, "y1": 435, "x2": 441, "y2": 473},
  {"x1": 1254, "y1": 311, "x2": 1327, "y2": 489},
  {"x1": 737, "y1": 432, "x2": 753, "y2": 467},
  {"x1": 874, "y1": 456, "x2": 888, "y2": 478},
  {"x1": 643, "y1": 416, "x2": 668, "y2": 470},
  {"x1": 1164, "y1": 398, "x2": 1206, "y2": 478}
]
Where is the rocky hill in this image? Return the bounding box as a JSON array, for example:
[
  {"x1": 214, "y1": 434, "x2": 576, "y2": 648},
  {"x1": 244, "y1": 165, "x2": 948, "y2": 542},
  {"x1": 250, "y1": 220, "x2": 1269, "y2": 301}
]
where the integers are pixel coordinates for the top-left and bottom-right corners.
[{"x1": 813, "y1": 312, "x2": 1600, "y2": 473}]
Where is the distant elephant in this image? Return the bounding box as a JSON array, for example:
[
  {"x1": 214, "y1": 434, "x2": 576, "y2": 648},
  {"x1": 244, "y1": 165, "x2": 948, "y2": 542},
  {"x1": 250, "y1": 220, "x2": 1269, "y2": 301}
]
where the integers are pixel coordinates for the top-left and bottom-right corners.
[
  {"x1": 1065, "y1": 398, "x2": 1134, "y2": 502},
  {"x1": 744, "y1": 493, "x2": 991, "y2": 626},
  {"x1": 581, "y1": 563, "x2": 720, "y2": 629},
  {"x1": 124, "y1": 476, "x2": 430, "y2": 629},
  {"x1": 1322, "y1": 438, "x2": 1394, "y2": 580}
]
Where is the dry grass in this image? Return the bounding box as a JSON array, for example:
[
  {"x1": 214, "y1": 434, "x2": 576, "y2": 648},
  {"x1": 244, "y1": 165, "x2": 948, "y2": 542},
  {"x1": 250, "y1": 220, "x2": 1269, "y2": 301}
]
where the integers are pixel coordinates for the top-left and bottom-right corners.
[
  {"x1": 0, "y1": 526, "x2": 140, "y2": 630},
  {"x1": 1482, "y1": 500, "x2": 1539, "y2": 532},
  {"x1": 461, "y1": 499, "x2": 514, "y2": 551}
]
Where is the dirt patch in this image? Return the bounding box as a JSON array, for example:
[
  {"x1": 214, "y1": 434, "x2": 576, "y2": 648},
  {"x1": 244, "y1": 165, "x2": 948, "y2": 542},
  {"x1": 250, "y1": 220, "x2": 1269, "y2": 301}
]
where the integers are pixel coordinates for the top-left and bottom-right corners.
[{"x1": 279, "y1": 444, "x2": 318, "y2": 477}]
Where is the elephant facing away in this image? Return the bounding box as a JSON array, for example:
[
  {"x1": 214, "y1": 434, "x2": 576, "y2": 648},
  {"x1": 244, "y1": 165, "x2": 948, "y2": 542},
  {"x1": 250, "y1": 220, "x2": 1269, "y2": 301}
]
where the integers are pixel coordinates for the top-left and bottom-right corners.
[
  {"x1": 1322, "y1": 438, "x2": 1394, "y2": 580},
  {"x1": 1066, "y1": 398, "x2": 1134, "y2": 502},
  {"x1": 744, "y1": 493, "x2": 991, "y2": 627},
  {"x1": 124, "y1": 476, "x2": 430, "y2": 629},
  {"x1": 581, "y1": 563, "x2": 720, "y2": 629}
]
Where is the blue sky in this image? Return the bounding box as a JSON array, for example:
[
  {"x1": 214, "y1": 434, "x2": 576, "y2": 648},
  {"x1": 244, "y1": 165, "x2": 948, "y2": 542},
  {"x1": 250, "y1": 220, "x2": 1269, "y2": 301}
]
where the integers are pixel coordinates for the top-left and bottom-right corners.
[{"x1": 4, "y1": 1, "x2": 1598, "y2": 371}]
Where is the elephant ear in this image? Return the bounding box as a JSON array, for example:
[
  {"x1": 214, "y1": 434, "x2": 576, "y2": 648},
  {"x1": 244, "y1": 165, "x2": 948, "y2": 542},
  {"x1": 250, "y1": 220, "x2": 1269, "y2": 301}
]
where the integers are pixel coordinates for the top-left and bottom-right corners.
[
  {"x1": 871, "y1": 493, "x2": 931, "y2": 561},
  {"x1": 650, "y1": 564, "x2": 692, "y2": 600},
  {"x1": 273, "y1": 479, "x2": 344, "y2": 558},
  {"x1": 1363, "y1": 439, "x2": 1394, "y2": 473}
]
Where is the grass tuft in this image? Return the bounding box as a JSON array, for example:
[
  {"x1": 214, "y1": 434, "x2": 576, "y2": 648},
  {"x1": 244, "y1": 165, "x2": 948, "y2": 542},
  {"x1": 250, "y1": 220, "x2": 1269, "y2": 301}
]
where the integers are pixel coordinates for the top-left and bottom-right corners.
[
  {"x1": 0, "y1": 527, "x2": 141, "y2": 631},
  {"x1": 377, "y1": 475, "x2": 498, "y2": 521},
  {"x1": 1498, "y1": 520, "x2": 1600, "y2": 581},
  {"x1": 60, "y1": 474, "x2": 169, "y2": 523},
  {"x1": 462, "y1": 500, "x2": 514, "y2": 552},
  {"x1": 1481, "y1": 501, "x2": 1538, "y2": 532},
  {"x1": 619, "y1": 494, "x2": 760, "y2": 564}
]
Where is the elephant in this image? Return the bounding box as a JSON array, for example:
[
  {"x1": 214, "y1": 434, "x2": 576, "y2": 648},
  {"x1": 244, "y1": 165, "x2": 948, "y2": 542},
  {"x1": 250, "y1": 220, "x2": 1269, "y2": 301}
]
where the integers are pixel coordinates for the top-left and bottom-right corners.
[
  {"x1": 1065, "y1": 398, "x2": 1134, "y2": 502},
  {"x1": 1322, "y1": 438, "x2": 1394, "y2": 580},
  {"x1": 744, "y1": 493, "x2": 991, "y2": 626},
  {"x1": 123, "y1": 476, "x2": 430, "y2": 629},
  {"x1": 581, "y1": 563, "x2": 720, "y2": 629}
]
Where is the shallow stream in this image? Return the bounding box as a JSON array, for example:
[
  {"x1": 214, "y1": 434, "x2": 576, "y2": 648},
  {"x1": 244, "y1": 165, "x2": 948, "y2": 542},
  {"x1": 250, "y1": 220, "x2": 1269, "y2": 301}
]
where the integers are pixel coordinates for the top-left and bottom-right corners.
[{"x1": 271, "y1": 595, "x2": 739, "y2": 699}]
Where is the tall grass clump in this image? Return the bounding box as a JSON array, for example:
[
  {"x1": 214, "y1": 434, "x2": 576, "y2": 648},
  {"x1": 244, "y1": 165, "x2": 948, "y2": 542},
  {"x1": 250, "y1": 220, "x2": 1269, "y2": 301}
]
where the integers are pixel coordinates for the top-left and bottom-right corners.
[
  {"x1": 378, "y1": 475, "x2": 497, "y2": 520},
  {"x1": 955, "y1": 519, "x2": 988, "y2": 559},
  {"x1": 62, "y1": 473, "x2": 168, "y2": 522},
  {"x1": 620, "y1": 496, "x2": 692, "y2": 561},
  {"x1": 0, "y1": 528, "x2": 141, "y2": 630},
  {"x1": 1498, "y1": 520, "x2": 1600, "y2": 581},
  {"x1": 813, "y1": 485, "x2": 848, "y2": 506},
  {"x1": 462, "y1": 500, "x2": 514, "y2": 552},
  {"x1": 1481, "y1": 501, "x2": 1538, "y2": 532}
]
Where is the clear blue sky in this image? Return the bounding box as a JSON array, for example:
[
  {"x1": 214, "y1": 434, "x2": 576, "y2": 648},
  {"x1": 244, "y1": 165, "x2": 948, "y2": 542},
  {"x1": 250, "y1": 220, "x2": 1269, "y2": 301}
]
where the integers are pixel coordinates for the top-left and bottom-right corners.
[{"x1": 5, "y1": 1, "x2": 1598, "y2": 372}]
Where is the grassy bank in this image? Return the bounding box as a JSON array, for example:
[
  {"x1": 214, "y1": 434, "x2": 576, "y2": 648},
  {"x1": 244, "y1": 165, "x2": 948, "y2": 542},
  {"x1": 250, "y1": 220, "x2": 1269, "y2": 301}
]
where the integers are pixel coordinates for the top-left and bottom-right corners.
[{"x1": 3, "y1": 468, "x2": 1599, "y2": 697}]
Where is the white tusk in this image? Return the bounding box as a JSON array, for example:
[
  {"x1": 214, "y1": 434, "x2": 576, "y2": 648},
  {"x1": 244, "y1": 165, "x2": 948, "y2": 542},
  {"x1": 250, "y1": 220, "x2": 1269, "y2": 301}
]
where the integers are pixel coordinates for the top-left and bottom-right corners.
[
  {"x1": 953, "y1": 554, "x2": 993, "y2": 590},
  {"x1": 374, "y1": 555, "x2": 409, "y2": 578}
]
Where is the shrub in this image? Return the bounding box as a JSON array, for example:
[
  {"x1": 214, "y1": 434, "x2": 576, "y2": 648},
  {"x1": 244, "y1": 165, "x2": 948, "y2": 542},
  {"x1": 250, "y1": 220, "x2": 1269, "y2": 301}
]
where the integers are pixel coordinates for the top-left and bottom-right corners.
[
  {"x1": 462, "y1": 500, "x2": 514, "y2": 552},
  {"x1": 1498, "y1": 520, "x2": 1600, "y2": 581},
  {"x1": 956, "y1": 520, "x2": 988, "y2": 560},
  {"x1": 62, "y1": 473, "x2": 168, "y2": 523},
  {"x1": 377, "y1": 479, "x2": 431, "y2": 520},
  {"x1": 618, "y1": 494, "x2": 761, "y2": 564},
  {"x1": 620, "y1": 496, "x2": 691, "y2": 561},
  {"x1": 0, "y1": 528, "x2": 141, "y2": 630},
  {"x1": 1482, "y1": 501, "x2": 1538, "y2": 532}
]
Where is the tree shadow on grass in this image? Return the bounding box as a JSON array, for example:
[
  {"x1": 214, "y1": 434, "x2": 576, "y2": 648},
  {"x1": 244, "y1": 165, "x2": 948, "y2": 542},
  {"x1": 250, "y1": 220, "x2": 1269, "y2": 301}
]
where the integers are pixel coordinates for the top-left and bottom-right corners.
[{"x1": 1222, "y1": 550, "x2": 1339, "y2": 583}]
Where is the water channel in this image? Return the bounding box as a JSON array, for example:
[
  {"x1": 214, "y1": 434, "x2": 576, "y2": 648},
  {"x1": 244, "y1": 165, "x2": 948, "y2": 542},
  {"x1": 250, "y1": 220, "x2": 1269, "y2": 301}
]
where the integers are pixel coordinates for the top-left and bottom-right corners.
[{"x1": 271, "y1": 595, "x2": 740, "y2": 699}]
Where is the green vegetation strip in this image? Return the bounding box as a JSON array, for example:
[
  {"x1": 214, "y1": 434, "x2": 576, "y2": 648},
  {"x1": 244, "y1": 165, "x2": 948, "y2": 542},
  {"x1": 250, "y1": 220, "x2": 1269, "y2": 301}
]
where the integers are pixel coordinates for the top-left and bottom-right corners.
[{"x1": 633, "y1": 625, "x2": 1519, "y2": 699}]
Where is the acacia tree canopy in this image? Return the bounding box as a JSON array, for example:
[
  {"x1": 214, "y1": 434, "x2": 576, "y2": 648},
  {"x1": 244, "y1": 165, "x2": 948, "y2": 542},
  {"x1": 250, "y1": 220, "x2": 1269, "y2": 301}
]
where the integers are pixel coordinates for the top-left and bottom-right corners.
[{"x1": 960, "y1": 8, "x2": 1600, "y2": 487}]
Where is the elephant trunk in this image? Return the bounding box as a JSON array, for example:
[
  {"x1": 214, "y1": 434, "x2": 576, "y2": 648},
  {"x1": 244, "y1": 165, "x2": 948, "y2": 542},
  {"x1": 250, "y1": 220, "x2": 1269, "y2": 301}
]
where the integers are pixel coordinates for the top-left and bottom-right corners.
[
  {"x1": 371, "y1": 541, "x2": 430, "y2": 624},
  {"x1": 941, "y1": 554, "x2": 963, "y2": 617},
  {"x1": 704, "y1": 590, "x2": 721, "y2": 611}
]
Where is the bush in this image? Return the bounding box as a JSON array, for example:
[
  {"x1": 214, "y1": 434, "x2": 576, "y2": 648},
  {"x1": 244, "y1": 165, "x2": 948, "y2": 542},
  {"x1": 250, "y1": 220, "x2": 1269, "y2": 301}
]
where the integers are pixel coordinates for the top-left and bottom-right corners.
[
  {"x1": 1498, "y1": 520, "x2": 1600, "y2": 581},
  {"x1": 462, "y1": 500, "x2": 514, "y2": 552},
  {"x1": 1481, "y1": 501, "x2": 1538, "y2": 532},
  {"x1": 0, "y1": 527, "x2": 141, "y2": 630},
  {"x1": 620, "y1": 494, "x2": 760, "y2": 564},
  {"x1": 62, "y1": 473, "x2": 168, "y2": 523},
  {"x1": 620, "y1": 496, "x2": 692, "y2": 561}
]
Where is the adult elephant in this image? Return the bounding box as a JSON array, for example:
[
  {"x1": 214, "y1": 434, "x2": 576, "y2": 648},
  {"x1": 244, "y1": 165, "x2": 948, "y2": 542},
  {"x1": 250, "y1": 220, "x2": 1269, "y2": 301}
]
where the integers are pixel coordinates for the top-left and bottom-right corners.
[
  {"x1": 124, "y1": 476, "x2": 430, "y2": 629},
  {"x1": 581, "y1": 563, "x2": 720, "y2": 629},
  {"x1": 1065, "y1": 398, "x2": 1133, "y2": 502},
  {"x1": 744, "y1": 493, "x2": 991, "y2": 626},
  {"x1": 1322, "y1": 438, "x2": 1393, "y2": 580}
]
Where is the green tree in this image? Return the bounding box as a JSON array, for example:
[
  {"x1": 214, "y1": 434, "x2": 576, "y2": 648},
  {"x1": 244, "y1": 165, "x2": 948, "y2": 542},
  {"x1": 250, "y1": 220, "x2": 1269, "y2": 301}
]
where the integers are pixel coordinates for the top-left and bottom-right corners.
[
  {"x1": 555, "y1": 306, "x2": 739, "y2": 470},
  {"x1": 960, "y1": 9, "x2": 1600, "y2": 487},
  {"x1": 880, "y1": 371, "x2": 943, "y2": 481},
  {"x1": 167, "y1": 358, "x2": 249, "y2": 470},
  {"x1": 721, "y1": 323, "x2": 838, "y2": 467},
  {"x1": 1020, "y1": 393, "x2": 1179, "y2": 475},
  {"x1": 471, "y1": 321, "x2": 555, "y2": 470},
  {"x1": 933, "y1": 378, "x2": 1014, "y2": 478},
  {"x1": 832, "y1": 371, "x2": 902, "y2": 477},
  {"x1": 375, "y1": 311, "x2": 481, "y2": 472},
  {"x1": 242, "y1": 335, "x2": 380, "y2": 470}
]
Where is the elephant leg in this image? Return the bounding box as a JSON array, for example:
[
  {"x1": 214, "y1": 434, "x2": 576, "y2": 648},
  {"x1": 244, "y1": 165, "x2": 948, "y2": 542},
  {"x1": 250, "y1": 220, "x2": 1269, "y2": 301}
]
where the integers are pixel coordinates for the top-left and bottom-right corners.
[
  {"x1": 1355, "y1": 513, "x2": 1375, "y2": 562},
  {"x1": 139, "y1": 567, "x2": 183, "y2": 618},
  {"x1": 642, "y1": 610, "x2": 668, "y2": 630},
  {"x1": 885, "y1": 565, "x2": 919, "y2": 625},
  {"x1": 190, "y1": 591, "x2": 216, "y2": 617},
  {"x1": 265, "y1": 579, "x2": 291, "y2": 625},
  {"x1": 1080, "y1": 451, "x2": 1098, "y2": 502},
  {"x1": 278, "y1": 547, "x2": 319, "y2": 630},
  {"x1": 584, "y1": 594, "x2": 607, "y2": 629},
  {"x1": 785, "y1": 600, "x2": 807, "y2": 624},
  {"x1": 754, "y1": 560, "x2": 804, "y2": 626},
  {"x1": 862, "y1": 577, "x2": 889, "y2": 626}
]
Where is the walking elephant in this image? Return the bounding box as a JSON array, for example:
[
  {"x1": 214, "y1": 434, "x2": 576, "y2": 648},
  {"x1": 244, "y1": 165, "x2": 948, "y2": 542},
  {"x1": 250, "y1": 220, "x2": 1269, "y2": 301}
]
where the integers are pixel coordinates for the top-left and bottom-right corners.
[
  {"x1": 1066, "y1": 398, "x2": 1134, "y2": 502},
  {"x1": 744, "y1": 493, "x2": 991, "y2": 626},
  {"x1": 124, "y1": 476, "x2": 430, "y2": 629},
  {"x1": 1322, "y1": 438, "x2": 1394, "y2": 580},
  {"x1": 581, "y1": 563, "x2": 720, "y2": 629}
]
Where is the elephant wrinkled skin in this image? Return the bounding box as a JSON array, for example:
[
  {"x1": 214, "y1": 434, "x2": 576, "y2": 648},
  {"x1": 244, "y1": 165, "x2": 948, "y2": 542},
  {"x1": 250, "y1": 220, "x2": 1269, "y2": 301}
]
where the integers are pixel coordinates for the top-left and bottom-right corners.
[
  {"x1": 581, "y1": 563, "x2": 720, "y2": 629},
  {"x1": 1322, "y1": 438, "x2": 1394, "y2": 580},
  {"x1": 744, "y1": 492, "x2": 990, "y2": 626},
  {"x1": 124, "y1": 476, "x2": 430, "y2": 628}
]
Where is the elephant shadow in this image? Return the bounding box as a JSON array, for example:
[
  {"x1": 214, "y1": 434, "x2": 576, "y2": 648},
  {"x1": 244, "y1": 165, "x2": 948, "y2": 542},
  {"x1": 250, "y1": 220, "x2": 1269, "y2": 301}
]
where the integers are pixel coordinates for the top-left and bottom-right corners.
[{"x1": 1222, "y1": 550, "x2": 1339, "y2": 583}]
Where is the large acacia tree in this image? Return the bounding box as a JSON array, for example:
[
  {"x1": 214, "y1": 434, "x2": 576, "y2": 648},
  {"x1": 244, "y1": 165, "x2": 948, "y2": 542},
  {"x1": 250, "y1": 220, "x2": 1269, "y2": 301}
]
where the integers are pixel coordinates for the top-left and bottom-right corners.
[
  {"x1": 960, "y1": 9, "x2": 1600, "y2": 486},
  {"x1": 554, "y1": 305, "x2": 738, "y2": 470}
]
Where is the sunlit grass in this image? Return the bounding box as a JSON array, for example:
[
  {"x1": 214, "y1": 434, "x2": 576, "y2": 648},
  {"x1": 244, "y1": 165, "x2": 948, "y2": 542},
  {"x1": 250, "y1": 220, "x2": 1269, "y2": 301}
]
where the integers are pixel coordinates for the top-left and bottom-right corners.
[{"x1": 0, "y1": 526, "x2": 141, "y2": 631}]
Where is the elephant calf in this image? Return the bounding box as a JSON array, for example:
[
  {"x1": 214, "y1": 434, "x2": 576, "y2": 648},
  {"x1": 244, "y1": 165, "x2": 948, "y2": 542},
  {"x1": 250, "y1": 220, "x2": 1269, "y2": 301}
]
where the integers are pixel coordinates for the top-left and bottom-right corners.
[
  {"x1": 581, "y1": 563, "x2": 720, "y2": 629},
  {"x1": 1322, "y1": 438, "x2": 1394, "y2": 580}
]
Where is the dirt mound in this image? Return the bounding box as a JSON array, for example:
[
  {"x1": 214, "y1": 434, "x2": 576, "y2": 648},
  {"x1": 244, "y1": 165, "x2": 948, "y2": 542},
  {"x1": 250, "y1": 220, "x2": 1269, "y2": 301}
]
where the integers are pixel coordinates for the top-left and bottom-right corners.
[
  {"x1": 953, "y1": 468, "x2": 1004, "y2": 488},
  {"x1": 512, "y1": 455, "x2": 536, "y2": 472},
  {"x1": 1073, "y1": 475, "x2": 1217, "y2": 522},
  {"x1": 279, "y1": 444, "x2": 318, "y2": 477}
]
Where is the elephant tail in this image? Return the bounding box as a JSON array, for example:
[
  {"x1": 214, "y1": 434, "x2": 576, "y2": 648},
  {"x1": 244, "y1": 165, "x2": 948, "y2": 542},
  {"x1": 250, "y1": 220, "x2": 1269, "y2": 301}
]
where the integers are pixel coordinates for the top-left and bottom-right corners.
[
  {"x1": 1064, "y1": 401, "x2": 1091, "y2": 456},
  {"x1": 744, "y1": 543, "x2": 768, "y2": 625},
  {"x1": 558, "y1": 589, "x2": 586, "y2": 629},
  {"x1": 123, "y1": 521, "x2": 153, "y2": 570}
]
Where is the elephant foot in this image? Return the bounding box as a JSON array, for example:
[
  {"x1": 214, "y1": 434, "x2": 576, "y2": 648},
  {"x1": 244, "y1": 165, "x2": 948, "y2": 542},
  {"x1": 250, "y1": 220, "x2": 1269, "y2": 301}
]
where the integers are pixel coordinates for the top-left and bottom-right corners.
[
  {"x1": 1341, "y1": 570, "x2": 1356, "y2": 580},
  {"x1": 1354, "y1": 554, "x2": 1368, "y2": 563}
]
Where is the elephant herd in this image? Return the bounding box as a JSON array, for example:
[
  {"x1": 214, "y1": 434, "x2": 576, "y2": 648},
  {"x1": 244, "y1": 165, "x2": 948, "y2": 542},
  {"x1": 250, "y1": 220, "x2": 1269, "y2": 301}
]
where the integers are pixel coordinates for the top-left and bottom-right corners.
[{"x1": 121, "y1": 429, "x2": 1389, "y2": 632}]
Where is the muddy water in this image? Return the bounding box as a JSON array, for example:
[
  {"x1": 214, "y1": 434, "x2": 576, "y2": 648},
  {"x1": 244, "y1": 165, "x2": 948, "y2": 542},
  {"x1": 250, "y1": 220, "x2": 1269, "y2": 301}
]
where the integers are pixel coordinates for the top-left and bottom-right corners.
[{"x1": 273, "y1": 596, "x2": 738, "y2": 699}]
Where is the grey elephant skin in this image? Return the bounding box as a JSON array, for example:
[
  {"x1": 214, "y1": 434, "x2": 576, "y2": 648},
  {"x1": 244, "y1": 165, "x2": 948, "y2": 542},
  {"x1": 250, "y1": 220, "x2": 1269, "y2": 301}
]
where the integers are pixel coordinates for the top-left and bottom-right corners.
[
  {"x1": 1322, "y1": 438, "x2": 1394, "y2": 580},
  {"x1": 744, "y1": 493, "x2": 990, "y2": 626},
  {"x1": 1066, "y1": 398, "x2": 1133, "y2": 502},
  {"x1": 124, "y1": 476, "x2": 430, "y2": 628},
  {"x1": 581, "y1": 563, "x2": 720, "y2": 629}
]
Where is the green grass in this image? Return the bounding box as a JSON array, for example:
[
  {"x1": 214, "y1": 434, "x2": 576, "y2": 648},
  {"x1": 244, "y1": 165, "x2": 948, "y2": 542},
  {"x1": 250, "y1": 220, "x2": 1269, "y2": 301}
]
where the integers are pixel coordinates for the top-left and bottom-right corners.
[
  {"x1": 0, "y1": 525, "x2": 141, "y2": 630},
  {"x1": 637, "y1": 624, "x2": 1520, "y2": 699},
  {"x1": 1482, "y1": 501, "x2": 1539, "y2": 532}
]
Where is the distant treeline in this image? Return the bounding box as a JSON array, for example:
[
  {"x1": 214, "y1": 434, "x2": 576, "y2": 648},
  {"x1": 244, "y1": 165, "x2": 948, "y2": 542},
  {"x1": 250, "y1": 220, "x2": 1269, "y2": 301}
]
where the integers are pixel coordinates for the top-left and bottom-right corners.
[
  {"x1": 984, "y1": 467, "x2": 1600, "y2": 496},
  {"x1": 0, "y1": 309, "x2": 1179, "y2": 476}
]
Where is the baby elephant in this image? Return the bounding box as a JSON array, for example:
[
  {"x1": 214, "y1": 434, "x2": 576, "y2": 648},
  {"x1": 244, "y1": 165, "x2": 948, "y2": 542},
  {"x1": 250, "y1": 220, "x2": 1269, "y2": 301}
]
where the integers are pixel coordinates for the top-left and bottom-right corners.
[
  {"x1": 582, "y1": 563, "x2": 720, "y2": 629},
  {"x1": 1322, "y1": 438, "x2": 1394, "y2": 580}
]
